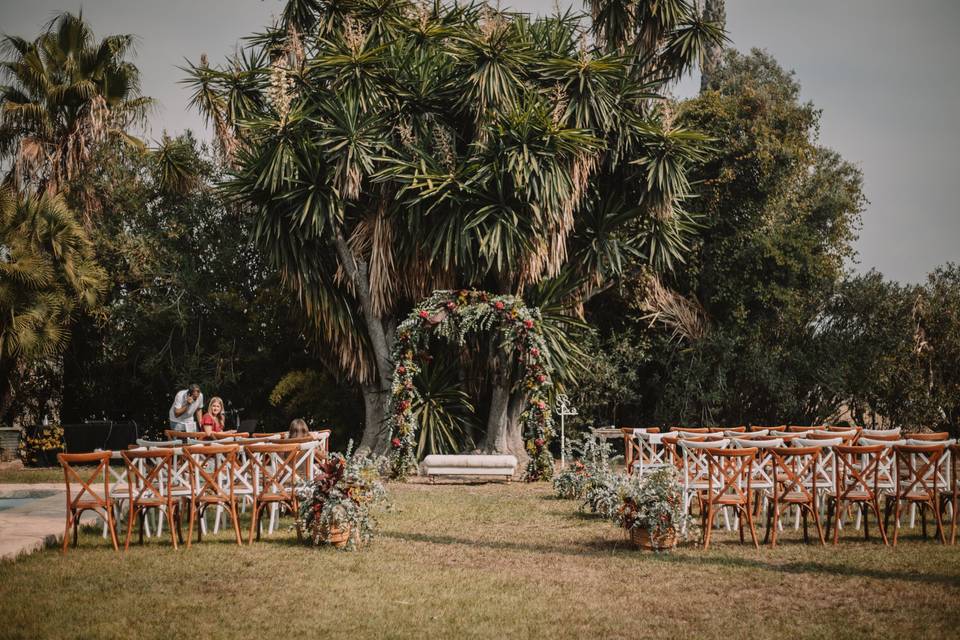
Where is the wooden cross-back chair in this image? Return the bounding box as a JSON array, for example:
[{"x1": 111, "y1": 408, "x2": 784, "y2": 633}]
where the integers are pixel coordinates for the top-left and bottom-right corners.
[
  {"x1": 886, "y1": 443, "x2": 948, "y2": 545},
  {"x1": 786, "y1": 426, "x2": 820, "y2": 433},
  {"x1": 245, "y1": 442, "x2": 304, "y2": 543},
  {"x1": 57, "y1": 451, "x2": 119, "y2": 553},
  {"x1": 625, "y1": 429, "x2": 666, "y2": 477},
  {"x1": 701, "y1": 447, "x2": 759, "y2": 550},
  {"x1": 669, "y1": 427, "x2": 709, "y2": 433},
  {"x1": 209, "y1": 431, "x2": 248, "y2": 440},
  {"x1": 825, "y1": 444, "x2": 888, "y2": 545},
  {"x1": 765, "y1": 446, "x2": 825, "y2": 546},
  {"x1": 183, "y1": 444, "x2": 243, "y2": 546},
  {"x1": 121, "y1": 448, "x2": 183, "y2": 550},
  {"x1": 165, "y1": 429, "x2": 210, "y2": 441}
]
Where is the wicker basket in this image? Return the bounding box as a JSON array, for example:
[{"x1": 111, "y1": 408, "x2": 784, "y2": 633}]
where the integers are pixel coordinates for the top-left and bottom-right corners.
[
  {"x1": 629, "y1": 526, "x2": 677, "y2": 551},
  {"x1": 326, "y1": 524, "x2": 352, "y2": 548}
]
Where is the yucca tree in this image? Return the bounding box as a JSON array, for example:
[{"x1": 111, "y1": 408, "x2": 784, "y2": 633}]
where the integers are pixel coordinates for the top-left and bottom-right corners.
[
  {"x1": 186, "y1": 0, "x2": 722, "y2": 456},
  {"x1": 0, "y1": 11, "x2": 152, "y2": 202},
  {"x1": 0, "y1": 187, "x2": 105, "y2": 424}
]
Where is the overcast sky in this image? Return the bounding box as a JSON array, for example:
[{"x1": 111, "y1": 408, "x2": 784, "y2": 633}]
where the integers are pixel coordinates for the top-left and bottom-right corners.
[{"x1": 3, "y1": 0, "x2": 958, "y2": 283}]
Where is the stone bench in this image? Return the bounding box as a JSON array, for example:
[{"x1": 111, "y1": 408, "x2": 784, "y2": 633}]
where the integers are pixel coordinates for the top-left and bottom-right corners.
[{"x1": 421, "y1": 454, "x2": 518, "y2": 481}]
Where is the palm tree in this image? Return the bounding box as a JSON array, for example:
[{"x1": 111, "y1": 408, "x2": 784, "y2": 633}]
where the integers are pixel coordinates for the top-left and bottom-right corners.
[
  {"x1": 186, "y1": 0, "x2": 723, "y2": 456},
  {"x1": 0, "y1": 11, "x2": 152, "y2": 201},
  {"x1": 0, "y1": 187, "x2": 106, "y2": 425}
]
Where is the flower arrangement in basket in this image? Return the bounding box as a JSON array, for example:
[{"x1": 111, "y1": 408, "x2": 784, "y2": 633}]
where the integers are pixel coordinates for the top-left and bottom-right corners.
[
  {"x1": 615, "y1": 467, "x2": 693, "y2": 552},
  {"x1": 295, "y1": 448, "x2": 388, "y2": 549}
]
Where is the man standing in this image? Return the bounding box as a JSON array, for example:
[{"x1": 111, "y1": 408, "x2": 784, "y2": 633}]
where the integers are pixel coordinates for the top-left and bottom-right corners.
[{"x1": 169, "y1": 383, "x2": 203, "y2": 432}]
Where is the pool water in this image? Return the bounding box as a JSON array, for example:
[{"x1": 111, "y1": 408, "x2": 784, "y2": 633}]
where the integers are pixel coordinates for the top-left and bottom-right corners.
[{"x1": 0, "y1": 491, "x2": 56, "y2": 511}]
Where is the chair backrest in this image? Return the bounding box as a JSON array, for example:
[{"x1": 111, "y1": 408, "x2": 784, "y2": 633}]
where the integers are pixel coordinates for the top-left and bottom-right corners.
[
  {"x1": 787, "y1": 426, "x2": 820, "y2": 433},
  {"x1": 669, "y1": 427, "x2": 709, "y2": 434},
  {"x1": 731, "y1": 428, "x2": 767, "y2": 437},
  {"x1": 58, "y1": 451, "x2": 112, "y2": 508},
  {"x1": 833, "y1": 444, "x2": 885, "y2": 499},
  {"x1": 893, "y1": 443, "x2": 949, "y2": 499},
  {"x1": 253, "y1": 432, "x2": 286, "y2": 439},
  {"x1": 905, "y1": 432, "x2": 950, "y2": 441},
  {"x1": 210, "y1": 431, "x2": 248, "y2": 440},
  {"x1": 861, "y1": 427, "x2": 901, "y2": 438},
  {"x1": 732, "y1": 437, "x2": 784, "y2": 449},
  {"x1": 770, "y1": 446, "x2": 822, "y2": 501},
  {"x1": 184, "y1": 444, "x2": 240, "y2": 501},
  {"x1": 858, "y1": 433, "x2": 903, "y2": 443},
  {"x1": 721, "y1": 426, "x2": 748, "y2": 434},
  {"x1": 823, "y1": 425, "x2": 861, "y2": 433},
  {"x1": 136, "y1": 438, "x2": 182, "y2": 448},
  {"x1": 245, "y1": 443, "x2": 301, "y2": 499},
  {"x1": 122, "y1": 448, "x2": 175, "y2": 503},
  {"x1": 705, "y1": 447, "x2": 757, "y2": 503},
  {"x1": 165, "y1": 429, "x2": 210, "y2": 441},
  {"x1": 812, "y1": 428, "x2": 859, "y2": 440}
]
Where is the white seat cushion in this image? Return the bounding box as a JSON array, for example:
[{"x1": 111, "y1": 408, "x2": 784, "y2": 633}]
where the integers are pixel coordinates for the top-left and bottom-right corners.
[{"x1": 422, "y1": 454, "x2": 517, "y2": 469}]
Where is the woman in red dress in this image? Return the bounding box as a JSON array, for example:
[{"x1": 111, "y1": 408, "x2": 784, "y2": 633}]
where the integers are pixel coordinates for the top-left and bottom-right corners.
[{"x1": 201, "y1": 396, "x2": 226, "y2": 433}]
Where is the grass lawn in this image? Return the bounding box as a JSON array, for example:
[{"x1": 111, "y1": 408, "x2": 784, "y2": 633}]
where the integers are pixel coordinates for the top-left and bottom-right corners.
[
  {"x1": 0, "y1": 466, "x2": 68, "y2": 484},
  {"x1": 1, "y1": 481, "x2": 958, "y2": 639}
]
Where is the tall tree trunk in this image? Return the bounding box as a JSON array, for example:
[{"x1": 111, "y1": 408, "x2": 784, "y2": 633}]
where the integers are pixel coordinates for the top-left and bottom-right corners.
[
  {"x1": 478, "y1": 351, "x2": 528, "y2": 461},
  {"x1": 359, "y1": 381, "x2": 391, "y2": 454},
  {"x1": 700, "y1": 0, "x2": 726, "y2": 93},
  {"x1": 332, "y1": 228, "x2": 394, "y2": 454}
]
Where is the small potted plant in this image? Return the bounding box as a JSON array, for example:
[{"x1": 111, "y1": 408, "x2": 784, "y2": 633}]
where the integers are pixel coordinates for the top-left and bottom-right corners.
[
  {"x1": 615, "y1": 467, "x2": 692, "y2": 552},
  {"x1": 296, "y1": 447, "x2": 388, "y2": 549}
]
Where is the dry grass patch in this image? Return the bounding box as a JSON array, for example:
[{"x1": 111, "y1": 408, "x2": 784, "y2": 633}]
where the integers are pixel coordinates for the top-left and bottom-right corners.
[{"x1": 0, "y1": 482, "x2": 958, "y2": 639}]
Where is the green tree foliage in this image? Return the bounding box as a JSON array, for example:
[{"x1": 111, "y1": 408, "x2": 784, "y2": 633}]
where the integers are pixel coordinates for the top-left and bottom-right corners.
[
  {"x1": 60, "y1": 135, "x2": 358, "y2": 435},
  {"x1": 186, "y1": 0, "x2": 723, "y2": 455},
  {"x1": 0, "y1": 11, "x2": 152, "y2": 195},
  {"x1": 0, "y1": 188, "x2": 105, "y2": 424}
]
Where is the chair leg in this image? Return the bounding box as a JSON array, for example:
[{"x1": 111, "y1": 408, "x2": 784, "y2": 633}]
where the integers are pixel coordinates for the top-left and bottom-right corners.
[
  {"x1": 702, "y1": 505, "x2": 716, "y2": 550},
  {"x1": 62, "y1": 511, "x2": 73, "y2": 554},
  {"x1": 138, "y1": 510, "x2": 145, "y2": 546},
  {"x1": 744, "y1": 505, "x2": 759, "y2": 549},
  {"x1": 933, "y1": 498, "x2": 946, "y2": 544},
  {"x1": 106, "y1": 506, "x2": 119, "y2": 551},
  {"x1": 831, "y1": 500, "x2": 841, "y2": 545},
  {"x1": 186, "y1": 500, "x2": 196, "y2": 549},
  {"x1": 124, "y1": 506, "x2": 136, "y2": 551},
  {"x1": 802, "y1": 509, "x2": 809, "y2": 544},
  {"x1": 73, "y1": 515, "x2": 80, "y2": 548},
  {"x1": 921, "y1": 502, "x2": 929, "y2": 539},
  {"x1": 248, "y1": 500, "x2": 259, "y2": 544},
  {"x1": 770, "y1": 503, "x2": 781, "y2": 547},
  {"x1": 872, "y1": 498, "x2": 888, "y2": 545},
  {"x1": 812, "y1": 504, "x2": 826, "y2": 545},
  {"x1": 166, "y1": 506, "x2": 178, "y2": 551},
  {"x1": 230, "y1": 502, "x2": 243, "y2": 546},
  {"x1": 763, "y1": 502, "x2": 773, "y2": 545},
  {"x1": 893, "y1": 498, "x2": 901, "y2": 546}
]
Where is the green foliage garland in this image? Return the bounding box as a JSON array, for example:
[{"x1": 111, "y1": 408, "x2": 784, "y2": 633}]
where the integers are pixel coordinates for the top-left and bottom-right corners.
[{"x1": 390, "y1": 290, "x2": 555, "y2": 480}]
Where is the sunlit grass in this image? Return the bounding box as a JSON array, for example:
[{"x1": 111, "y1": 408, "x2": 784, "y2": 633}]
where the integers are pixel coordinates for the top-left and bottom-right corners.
[{"x1": 1, "y1": 481, "x2": 958, "y2": 639}]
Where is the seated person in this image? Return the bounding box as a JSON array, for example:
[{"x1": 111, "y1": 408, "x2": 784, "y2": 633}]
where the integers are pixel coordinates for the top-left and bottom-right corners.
[
  {"x1": 287, "y1": 418, "x2": 309, "y2": 439},
  {"x1": 200, "y1": 396, "x2": 226, "y2": 434}
]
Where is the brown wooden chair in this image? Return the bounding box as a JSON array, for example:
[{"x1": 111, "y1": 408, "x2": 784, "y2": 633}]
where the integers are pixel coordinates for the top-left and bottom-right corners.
[
  {"x1": 183, "y1": 444, "x2": 243, "y2": 546},
  {"x1": 701, "y1": 447, "x2": 759, "y2": 550},
  {"x1": 245, "y1": 442, "x2": 303, "y2": 543},
  {"x1": 905, "y1": 432, "x2": 950, "y2": 441},
  {"x1": 765, "y1": 446, "x2": 825, "y2": 546},
  {"x1": 886, "y1": 443, "x2": 948, "y2": 545},
  {"x1": 121, "y1": 448, "x2": 184, "y2": 550},
  {"x1": 253, "y1": 431, "x2": 287, "y2": 439},
  {"x1": 669, "y1": 427, "x2": 709, "y2": 433},
  {"x1": 209, "y1": 431, "x2": 248, "y2": 440},
  {"x1": 57, "y1": 451, "x2": 118, "y2": 553},
  {"x1": 786, "y1": 426, "x2": 820, "y2": 433},
  {"x1": 825, "y1": 444, "x2": 888, "y2": 545},
  {"x1": 165, "y1": 429, "x2": 211, "y2": 441}
]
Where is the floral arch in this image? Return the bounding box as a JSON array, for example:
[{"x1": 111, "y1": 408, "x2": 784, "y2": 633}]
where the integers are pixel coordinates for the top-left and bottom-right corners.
[{"x1": 389, "y1": 290, "x2": 555, "y2": 481}]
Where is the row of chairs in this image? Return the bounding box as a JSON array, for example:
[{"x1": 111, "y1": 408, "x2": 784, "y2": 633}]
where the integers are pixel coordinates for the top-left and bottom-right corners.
[
  {"x1": 58, "y1": 431, "x2": 329, "y2": 553},
  {"x1": 620, "y1": 426, "x2": 959, "y2": 549}
]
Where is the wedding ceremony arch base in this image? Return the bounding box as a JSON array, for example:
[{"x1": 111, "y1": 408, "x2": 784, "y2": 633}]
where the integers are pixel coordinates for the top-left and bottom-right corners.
[{"x1": 388, "y1": 290, "x2": 556, "y2": 481}]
